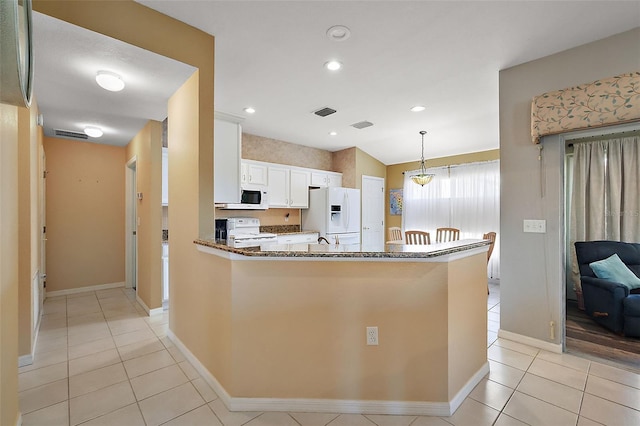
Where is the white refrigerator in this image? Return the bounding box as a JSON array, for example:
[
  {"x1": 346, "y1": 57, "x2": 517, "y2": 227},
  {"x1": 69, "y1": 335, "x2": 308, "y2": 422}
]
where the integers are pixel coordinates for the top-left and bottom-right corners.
[{"x1": 302, "y1": 187, "x2": 361, "y2": 244}]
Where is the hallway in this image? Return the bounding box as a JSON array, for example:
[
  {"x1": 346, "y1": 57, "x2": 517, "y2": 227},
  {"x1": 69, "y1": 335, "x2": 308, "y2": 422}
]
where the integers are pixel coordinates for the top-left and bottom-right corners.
[{"x1": 19, "y1": 284, "x2": 640, "y2": 425}]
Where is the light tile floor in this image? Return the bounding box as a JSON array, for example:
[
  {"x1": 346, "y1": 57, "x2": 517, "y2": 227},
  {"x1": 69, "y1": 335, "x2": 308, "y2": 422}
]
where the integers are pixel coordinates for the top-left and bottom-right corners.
[{"x1": 19, "y1": 284, "x2": 640, "y2": 425}]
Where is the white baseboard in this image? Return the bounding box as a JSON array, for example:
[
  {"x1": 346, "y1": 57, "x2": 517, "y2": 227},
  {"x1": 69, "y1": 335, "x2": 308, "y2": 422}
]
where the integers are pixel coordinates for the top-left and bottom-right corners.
[
  {"x1": 498, "y1": 329, "x2": 562, "y2": 353},
  {"x1": 167, "y1": 329, "x2": 486, "y2": 417},
  {"x1": 46, "y1": 281, "x2": 125, "y2": 298},
  {"x1": 135, "y1": 295, "x2": 163, "y2": 316},
  {"x1": 16, "y1": 412, "x2": 22, "y2": 426}
]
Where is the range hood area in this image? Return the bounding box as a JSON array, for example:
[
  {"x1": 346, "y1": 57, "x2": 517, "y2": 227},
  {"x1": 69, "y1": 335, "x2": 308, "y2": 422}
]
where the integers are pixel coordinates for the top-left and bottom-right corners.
[{"x1": 215, "y1": 202, "x2": 268, "y2": 210}]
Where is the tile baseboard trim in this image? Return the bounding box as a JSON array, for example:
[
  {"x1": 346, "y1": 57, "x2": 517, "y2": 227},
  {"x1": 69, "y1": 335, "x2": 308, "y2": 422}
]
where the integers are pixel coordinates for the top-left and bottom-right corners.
[
  {"x1": 18, "y1": 354, "x2": 33, "y2": 368},
  {"x1": 167, "y1": 328, "x2": 485, "y2": 417},
  {"x1": 498, "y1": 329, "x2": 562, "y2": 353},
  {"x1": 45, "y1": 281, "x2": 125, "y2": 298}
]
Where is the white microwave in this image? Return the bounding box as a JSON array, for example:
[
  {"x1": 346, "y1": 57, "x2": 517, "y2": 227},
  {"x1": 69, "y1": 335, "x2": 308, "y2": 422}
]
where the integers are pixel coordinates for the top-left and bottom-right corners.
[{"x1": 215, "y1": 189, "x2": 269, "y2": 210}]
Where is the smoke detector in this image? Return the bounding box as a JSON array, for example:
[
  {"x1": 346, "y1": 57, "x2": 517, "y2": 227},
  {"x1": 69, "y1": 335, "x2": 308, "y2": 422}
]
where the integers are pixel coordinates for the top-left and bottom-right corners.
[{"x1": 326, "y1": 25, "x2": 351, "y2": 42}]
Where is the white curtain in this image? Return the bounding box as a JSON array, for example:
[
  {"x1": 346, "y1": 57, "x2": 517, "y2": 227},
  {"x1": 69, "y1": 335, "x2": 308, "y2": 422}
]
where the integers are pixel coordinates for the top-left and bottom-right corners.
[
  {"x1": 403, "y1": 160, "x2": 500, "y2": 279},
  {"x1": 570, "y1": 136, "x2": 640, "y2": 294}
]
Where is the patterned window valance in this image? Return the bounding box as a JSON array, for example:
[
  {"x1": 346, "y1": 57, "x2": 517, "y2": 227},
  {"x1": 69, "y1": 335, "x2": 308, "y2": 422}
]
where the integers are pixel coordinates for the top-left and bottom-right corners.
[{"x1": 531, "y1": 71, "x2": 640, "y2": 144}]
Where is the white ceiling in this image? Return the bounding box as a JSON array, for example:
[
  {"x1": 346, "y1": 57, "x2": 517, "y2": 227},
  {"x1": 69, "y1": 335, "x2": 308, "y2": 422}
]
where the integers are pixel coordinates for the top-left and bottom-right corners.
[{"x1": 34, "y1": 2, "x2": 640, "y2": 165}]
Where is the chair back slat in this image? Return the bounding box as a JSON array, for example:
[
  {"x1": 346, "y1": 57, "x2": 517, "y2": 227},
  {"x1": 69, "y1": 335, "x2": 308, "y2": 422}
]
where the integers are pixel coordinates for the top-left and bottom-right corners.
[
  {"x1": 405, "y1": 230, "x2": 431, "y2": 245},
  {"x1": 436, "y1": 227, "x2": 460, "y2": 243},
  {"x1": 388, "y1": 227, "x2": 403, "y2": 241}
]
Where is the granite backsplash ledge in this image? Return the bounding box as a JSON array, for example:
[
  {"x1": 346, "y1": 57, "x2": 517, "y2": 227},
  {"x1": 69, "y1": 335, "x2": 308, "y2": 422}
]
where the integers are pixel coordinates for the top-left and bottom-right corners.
[{"x1": 260, "y1": 224, "x2": 300, "y2": 234}]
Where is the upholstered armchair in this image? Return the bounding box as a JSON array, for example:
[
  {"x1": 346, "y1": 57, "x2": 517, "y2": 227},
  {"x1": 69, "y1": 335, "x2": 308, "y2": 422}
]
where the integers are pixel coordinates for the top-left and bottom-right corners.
[{"x1": 574, "y1": 241, "x2": 640, "y2": 337}]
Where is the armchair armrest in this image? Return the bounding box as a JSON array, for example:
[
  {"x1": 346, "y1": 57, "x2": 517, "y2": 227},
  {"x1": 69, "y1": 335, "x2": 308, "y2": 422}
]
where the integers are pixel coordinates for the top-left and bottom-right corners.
[
  {"x1": 580, "y1": 276, "x2": 631, "y2": 297},
  {"x1": 580, "y1": 276, "x2": 628, "y2": 334}
]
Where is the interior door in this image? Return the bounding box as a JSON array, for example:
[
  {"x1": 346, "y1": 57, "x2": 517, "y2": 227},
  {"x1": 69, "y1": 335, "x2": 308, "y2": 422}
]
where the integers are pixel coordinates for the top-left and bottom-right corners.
[
  {"x1": 361, "y1": 175, "x2": 385, "y2": 251},
  {"x1": 38, "y1": 148, "x2": 46, "y2": 319}
]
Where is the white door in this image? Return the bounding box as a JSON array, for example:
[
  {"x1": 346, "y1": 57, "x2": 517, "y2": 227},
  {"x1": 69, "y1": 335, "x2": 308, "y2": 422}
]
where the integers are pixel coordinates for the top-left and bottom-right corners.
[
  {"x1": 361, "y1": 175, "x2": 385, "y2": 251},
  {"x1": 38, "y1": 148, "x2": 46, "y2": 320},
  {"x1": 126, "y1": 158, "x2": 138, "y2": 290},
  {"x1": 289, "y1": 169, "x2": 310, "y2": 208},
  {"x1": 267, "y1": 166, "x2": 289, "y2": 207}
]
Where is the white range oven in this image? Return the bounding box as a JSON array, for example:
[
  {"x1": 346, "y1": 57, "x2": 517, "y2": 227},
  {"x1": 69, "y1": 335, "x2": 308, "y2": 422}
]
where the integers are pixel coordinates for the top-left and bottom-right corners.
[{"x1": 226, "y1": 217, "x2": 277, "y2": 248}]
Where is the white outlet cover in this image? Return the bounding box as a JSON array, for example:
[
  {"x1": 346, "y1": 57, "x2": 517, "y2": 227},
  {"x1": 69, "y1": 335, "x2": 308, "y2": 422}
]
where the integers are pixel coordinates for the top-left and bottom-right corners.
[{"x1": 366, "y1": 326, "x2": 378, "y2": 345}]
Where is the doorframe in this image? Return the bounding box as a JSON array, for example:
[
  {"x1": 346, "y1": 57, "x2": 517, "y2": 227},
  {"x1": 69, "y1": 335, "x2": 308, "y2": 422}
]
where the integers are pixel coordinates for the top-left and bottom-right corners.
[{"x1": 125, "y1": 156, "x2": 138, "y2": 290}]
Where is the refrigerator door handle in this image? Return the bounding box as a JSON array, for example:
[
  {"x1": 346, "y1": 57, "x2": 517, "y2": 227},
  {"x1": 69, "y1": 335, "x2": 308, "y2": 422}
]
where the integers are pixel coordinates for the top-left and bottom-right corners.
[{"x1": 344, "y1": 192, "x2": 349, "y2": 231}]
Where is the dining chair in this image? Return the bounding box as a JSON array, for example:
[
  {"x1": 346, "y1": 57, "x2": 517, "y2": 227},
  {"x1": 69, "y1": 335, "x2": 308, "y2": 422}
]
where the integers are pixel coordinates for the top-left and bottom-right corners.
[
  {"x1": 483, "y1": 232, "x2": 497, "y2": 294},
  {"x1": 405, "y1": 230, "x2": 431, "y2": 245},
  {"x1": 435, "y1": 227, "x2": 460, "y2": 243},
  {"x1": 387, "y1": 227, "x2": 403, "y2": 242}
]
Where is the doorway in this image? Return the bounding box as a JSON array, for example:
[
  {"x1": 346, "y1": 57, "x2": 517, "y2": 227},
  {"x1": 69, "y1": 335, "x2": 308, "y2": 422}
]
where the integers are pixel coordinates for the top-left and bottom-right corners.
[
  {"x1": 361, "y1": 175, "x2": 385, "y2": 251},
  {"x1": 562, "y1": 123, "x2": 640, "y2": 370},
  {"x1": 126, "y1": 157, "x2": 138, "y2": 291}
]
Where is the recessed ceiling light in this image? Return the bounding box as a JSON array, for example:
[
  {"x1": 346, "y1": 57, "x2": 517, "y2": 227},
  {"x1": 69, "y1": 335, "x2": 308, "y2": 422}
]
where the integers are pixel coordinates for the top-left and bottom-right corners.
[
  {"x1": 84, "y1": 126, "x2": 103, "y2": 138},
  {"x1": 95, "y1": 71, "x2": 125, "y2": 92},
  {"x1": 329, "y1": 131, "x2": 337, "y2": 136},
  {"x1": 243, "y1": 107, "x2": 256, "y2": 114},
  {"x1": 325, "y1": 61, "x2": 342, "y2": 71},
  {"x1": 326, "y1": 25, "x2": 351, "y2": 42},
  {"x1": 410, "y1": 105, "x2": 426, "y2": 112}
]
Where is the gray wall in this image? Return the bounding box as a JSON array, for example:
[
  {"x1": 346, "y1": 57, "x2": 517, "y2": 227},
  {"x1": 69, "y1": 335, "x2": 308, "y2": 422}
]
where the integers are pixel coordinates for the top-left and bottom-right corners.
[{"x1": 499, "y1": 28, "x2": 640, "y2": 345}]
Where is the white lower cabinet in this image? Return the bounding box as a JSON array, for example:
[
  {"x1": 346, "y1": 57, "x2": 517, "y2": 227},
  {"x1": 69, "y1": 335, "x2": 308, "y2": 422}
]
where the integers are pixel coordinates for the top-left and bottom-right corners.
[
  {"x1": 277, "y1": 232, "x2": 319, "y2": 244},
  {"x1": 268, "y1": 166, "x2": 310, "y2": 208}
]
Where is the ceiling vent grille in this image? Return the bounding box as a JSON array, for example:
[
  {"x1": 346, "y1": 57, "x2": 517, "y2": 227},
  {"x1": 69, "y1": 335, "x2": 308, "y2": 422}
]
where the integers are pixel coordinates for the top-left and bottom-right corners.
[
  {"x1": 314, "y1": 107, "x2": 337, "y2": 117},
  {"x1": 54, "y1": 129, "x2": 88, "y2": 140},
  {"x1": 351, "y1": 121, "x2": 373, "y2": 129}
]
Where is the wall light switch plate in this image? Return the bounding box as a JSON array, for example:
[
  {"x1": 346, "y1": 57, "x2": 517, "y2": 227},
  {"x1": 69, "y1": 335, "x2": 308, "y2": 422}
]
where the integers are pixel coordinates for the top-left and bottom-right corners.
[{"x1": 523, "y1": 219, "x2": 546, "y2": 233}]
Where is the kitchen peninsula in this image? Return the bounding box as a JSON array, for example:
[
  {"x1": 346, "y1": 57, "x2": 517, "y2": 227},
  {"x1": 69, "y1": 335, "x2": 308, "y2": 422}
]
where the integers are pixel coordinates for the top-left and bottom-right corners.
[{"x1": 183, "y1": 239, "x2": 490, "y2": 416}]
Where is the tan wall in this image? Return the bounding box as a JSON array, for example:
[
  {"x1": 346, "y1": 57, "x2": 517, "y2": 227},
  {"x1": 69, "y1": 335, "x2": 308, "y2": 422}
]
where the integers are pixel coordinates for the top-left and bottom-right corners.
[
  {"x1": 242, "y1": 133, "x2": 333, "y2": 170},
  {"x1": 43, "y1": 137, "x2": 126, "y2": 291},
  {"x1": 17, "y1": 101, "x2": 42, "y2": 357},
  {"x1": 168, "y1": 74, "x2": 232, "y2": 387},
  {"x1": 126, "y1": 121, "x2": 163, "y2": 310},
  {"x1": 385, "y1": 149, "x2": 500, "y2": 228},
  {"x1": 0, "y1": 103, "x2": 20, "y2": 426},
  {"x1": 355, "y1": 147, "x2": 386, "y2": 189}
]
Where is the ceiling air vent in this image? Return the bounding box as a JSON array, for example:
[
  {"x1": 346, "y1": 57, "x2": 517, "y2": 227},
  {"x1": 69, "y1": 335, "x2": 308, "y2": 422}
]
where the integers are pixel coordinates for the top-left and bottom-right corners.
[
  {"x1": 54, "y1": 129, "x2": 88, "y2": 140},
  {"x1": 314, "y1": 107, "x2": 337, "y2": 117},
  {"x1": 351, "y1": 121, "x2": 373, "y2": 129}
]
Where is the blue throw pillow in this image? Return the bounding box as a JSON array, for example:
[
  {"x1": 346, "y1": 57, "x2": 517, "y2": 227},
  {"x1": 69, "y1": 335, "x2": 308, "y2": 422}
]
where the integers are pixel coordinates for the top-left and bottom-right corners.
[{"x1": 589, "y1": 253, "x2": 640, "y2": 290}]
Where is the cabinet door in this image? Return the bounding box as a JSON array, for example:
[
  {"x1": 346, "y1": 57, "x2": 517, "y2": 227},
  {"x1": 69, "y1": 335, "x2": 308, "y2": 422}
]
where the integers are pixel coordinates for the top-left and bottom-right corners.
[
  {"x1": 162, "y1": 148, "x2": 169, "y2": 205},
  {"x1": 311, "y1": 172, "x2": 328, "y2": 187},
  {"x1": 247, "y1": 163, "x2": 268, "y2": 186},
  {"x1": 240, "y1": 162, "x2": 249, "y2": 185},
  {"x1": 289, "y1": 169, "x2": 310, "y2": 208},
  {"x1": 327, "y1": 172, "x2": 342, "y2": 187},
  {"x1": 214, "y1": 117, "x2": 241, "y2": 203},
  {"x1": 268, "y1": 166, "x2": 289, "y2": 207}
]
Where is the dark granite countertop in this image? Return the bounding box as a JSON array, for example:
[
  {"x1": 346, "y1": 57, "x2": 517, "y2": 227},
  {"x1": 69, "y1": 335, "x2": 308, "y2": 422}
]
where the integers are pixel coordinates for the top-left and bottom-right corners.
[{"x1": 194, "y1": 238, "x2": 490, "y2": 260}]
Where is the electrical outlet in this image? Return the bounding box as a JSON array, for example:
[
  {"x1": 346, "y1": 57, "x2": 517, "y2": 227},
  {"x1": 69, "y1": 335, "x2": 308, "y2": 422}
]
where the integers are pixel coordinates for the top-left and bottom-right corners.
[
  {"x1": 523, "y1": 219, "x2": 546, "y2": 233},
  {"x1": 366, "y1": 326, "x2": 378, "y2": 345}
]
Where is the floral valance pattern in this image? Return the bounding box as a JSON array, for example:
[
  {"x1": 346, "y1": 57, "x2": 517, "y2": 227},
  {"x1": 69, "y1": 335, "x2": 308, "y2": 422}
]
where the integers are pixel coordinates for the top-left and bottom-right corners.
[{"x1": 531, "y1": 72, "x2": 640, "y2": 144}]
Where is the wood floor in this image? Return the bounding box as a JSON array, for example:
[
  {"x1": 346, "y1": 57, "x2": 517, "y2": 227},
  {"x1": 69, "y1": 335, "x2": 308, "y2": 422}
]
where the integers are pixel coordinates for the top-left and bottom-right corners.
[{"x1": 566, "y1": 300, "x2": 640, "y2": 373}]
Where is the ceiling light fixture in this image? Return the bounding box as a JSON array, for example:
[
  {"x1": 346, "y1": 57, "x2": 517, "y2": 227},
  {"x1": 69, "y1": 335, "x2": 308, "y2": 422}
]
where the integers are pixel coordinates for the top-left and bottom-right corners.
[
  {"x1": 84, "y1": 126, "x2": 103, "y2": 138},
  {"x1": 325, "y1": 61, "x2": 342, "y2": 71},
  {"x1": 326, "y1": 25, "x2": 351, "y2": 42},
  {"x1": 95, "y1": 70, "x2": 125, "y2": 92},
  {"x1": 411, "y1": 131, "x2": 434, "y2": 186},
  {"x1": 243, "y1": 107, "x2": 256, "y2": 114},
  {"x1": 329, "y1": 131, "x2": 337, "y2": 136},
  {"x1": 410, "y1": 105, "x2": 426, "y2": 112}
]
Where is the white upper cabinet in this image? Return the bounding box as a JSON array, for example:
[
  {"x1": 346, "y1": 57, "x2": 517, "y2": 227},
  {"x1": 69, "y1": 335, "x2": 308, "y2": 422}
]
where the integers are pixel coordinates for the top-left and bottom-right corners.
[
  {"x1": 311, "y1": 171, "x2": 342, "y2": 188},
  {"x1": 214, "y1": 112, "x2": 243, "y2": 204},
  {"x1": 162, "y1": 147, "x2": 168, "y2": 205},
  {"x1": 268, "y1": 165, "x2": 310, "y2": 208},
  {"x1": 241, "y1": 160, "x2": 268, "y2": 187}
]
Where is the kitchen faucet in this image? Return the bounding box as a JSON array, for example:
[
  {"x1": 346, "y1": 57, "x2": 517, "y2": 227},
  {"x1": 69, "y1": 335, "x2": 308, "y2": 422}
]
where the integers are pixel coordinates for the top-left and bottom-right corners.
[{"x1": 317, "y1": 236, "x2": 330, "y2": 244}]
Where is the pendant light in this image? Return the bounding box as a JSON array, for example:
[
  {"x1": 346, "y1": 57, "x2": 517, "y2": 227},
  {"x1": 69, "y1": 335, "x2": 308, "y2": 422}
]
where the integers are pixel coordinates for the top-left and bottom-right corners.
[{"x1": 410, "y1": 131, "x2": 435, "y2": 186}]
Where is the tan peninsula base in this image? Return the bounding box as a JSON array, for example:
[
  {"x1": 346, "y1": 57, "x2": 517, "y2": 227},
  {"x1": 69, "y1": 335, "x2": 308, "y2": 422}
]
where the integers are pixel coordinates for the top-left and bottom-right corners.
[{"x1": 170, "y1": 243, "x2": 489, "y2": 416}]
